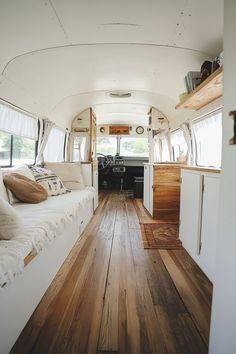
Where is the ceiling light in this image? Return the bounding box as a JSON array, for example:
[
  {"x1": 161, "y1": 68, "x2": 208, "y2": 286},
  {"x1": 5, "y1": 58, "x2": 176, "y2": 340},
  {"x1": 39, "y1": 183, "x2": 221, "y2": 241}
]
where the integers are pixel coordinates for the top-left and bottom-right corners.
[{"x1": 108, "y1": 91, "x2": 132, "y2": 98}]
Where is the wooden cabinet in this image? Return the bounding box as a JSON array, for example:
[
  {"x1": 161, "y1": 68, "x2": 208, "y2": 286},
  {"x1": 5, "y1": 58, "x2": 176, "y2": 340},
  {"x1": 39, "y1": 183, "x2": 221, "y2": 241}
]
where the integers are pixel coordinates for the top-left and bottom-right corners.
[
  {"x1": 179, "y1": 169, "x2": 220, "y2": 281},
  {"x1": 175, "y1": 66, "x2": 223, "y2": 111},
  {"x1": 143, "y1": 163, "x2": 181, "y2": 222}
]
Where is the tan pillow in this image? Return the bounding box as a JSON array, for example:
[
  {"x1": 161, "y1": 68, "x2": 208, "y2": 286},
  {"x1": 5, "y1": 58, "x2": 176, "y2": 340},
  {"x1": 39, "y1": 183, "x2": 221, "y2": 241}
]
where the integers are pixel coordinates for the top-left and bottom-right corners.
[{"x1": 3, "y1": 173, "x2": 48, "y2": 204}]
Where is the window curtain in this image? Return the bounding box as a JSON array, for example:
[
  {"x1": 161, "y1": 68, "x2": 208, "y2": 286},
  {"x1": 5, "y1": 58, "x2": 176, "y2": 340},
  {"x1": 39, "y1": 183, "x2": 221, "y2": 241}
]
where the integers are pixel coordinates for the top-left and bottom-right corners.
[
  {"x1": 171, "y1": 128, "x2": 188, "y2": 162},
  {"x1": 192, "y1": 111, "x2": 222, "y2": 168},
  {"x1": 160, "y1": 135, "x2": 171, "y2": 161},
  {"x1": 180, "y1": 123, "x2": 192, "y2": 164},
  {"x1": 44, "y1": 126, "x2": 66, "y2": 162},
  {"x1": 0, "y1": 103, "x2": 38, "y2": 140},
  {"x1": 154, "y1": 135, "x2": 161, "y2": 162},
  {"x1": 36, "y1": 119, "x2": 55, "y2": 163}
]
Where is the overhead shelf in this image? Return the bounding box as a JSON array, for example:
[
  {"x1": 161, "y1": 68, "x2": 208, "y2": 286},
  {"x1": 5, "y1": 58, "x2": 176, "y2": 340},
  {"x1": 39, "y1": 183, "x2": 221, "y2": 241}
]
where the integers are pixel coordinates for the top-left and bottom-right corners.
[{"x1": 175, "y1": 66, "x2": 223, "y2": 111}]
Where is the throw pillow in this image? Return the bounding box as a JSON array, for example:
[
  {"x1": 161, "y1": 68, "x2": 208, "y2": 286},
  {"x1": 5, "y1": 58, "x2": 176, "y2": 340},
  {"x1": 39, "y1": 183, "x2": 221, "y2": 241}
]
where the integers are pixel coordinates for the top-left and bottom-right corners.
[
  {"x1": 2, "y1": 165, "x2": 35, "y2": 204},
  {"x1": 44, "y1": 162, "x2": 85, "y2": 190},
  {"x1": 3, "y1": 173, "x2": 48, "y2": 203},
  {"x1": 29, "y1": 166, "x2": 67, "y2": 196},
  {"x1": 0, "y1": 196, "x2": 24, "y2": 240}
]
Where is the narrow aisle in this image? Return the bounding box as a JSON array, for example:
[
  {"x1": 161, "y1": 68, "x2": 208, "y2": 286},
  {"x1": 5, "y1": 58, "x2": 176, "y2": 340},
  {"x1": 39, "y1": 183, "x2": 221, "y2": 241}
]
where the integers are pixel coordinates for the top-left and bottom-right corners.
[{"x1": 11, "y1": 192, "x2": 210, "y2": 354}]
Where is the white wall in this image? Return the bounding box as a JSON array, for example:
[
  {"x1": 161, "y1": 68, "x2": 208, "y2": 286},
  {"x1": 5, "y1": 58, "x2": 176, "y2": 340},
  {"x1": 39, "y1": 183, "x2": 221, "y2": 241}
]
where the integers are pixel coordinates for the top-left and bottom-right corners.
[{"x1": 209, "y1": 1, "x2": 236, "y2": 353}]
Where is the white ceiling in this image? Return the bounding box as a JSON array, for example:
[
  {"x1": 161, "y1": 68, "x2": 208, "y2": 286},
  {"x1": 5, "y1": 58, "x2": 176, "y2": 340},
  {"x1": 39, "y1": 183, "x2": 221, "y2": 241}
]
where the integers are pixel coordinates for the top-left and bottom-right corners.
[{"x1": 0, "y1": 0, "x2": 223, "y2": 128}]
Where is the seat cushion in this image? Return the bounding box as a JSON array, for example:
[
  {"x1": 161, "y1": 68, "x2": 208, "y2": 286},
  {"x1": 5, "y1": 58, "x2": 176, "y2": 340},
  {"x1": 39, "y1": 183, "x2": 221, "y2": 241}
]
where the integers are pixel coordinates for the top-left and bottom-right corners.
[{"x1": 3, "y1": 173, "x2": 48, "y2": 203}]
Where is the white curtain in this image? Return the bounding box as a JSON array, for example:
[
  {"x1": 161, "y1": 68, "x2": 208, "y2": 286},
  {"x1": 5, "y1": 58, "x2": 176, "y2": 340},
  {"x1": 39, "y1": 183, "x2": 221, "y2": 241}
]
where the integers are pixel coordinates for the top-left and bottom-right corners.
[
  {"x1": 160, "y1": 135, "x2": 171, "y2": 161},
  {"x1": 0, "y1": 103, "x2": 38, "y2": 140},
  {"x1": 192, "y1": 111, "x2": 222, "y2": 168},
  {"x1": 171, "y1": 128, "x2": 188, "y2": 162},
  {"x1": 44, "y1": 126, "x2": 66, "y2": 162},
  {"x1": 36, "y1": 119, "x2": 55, "y2": 163},
  {"x1": 180, "y1": 123, "x2": 192, "y2": 164},
  {"x1": 154, "y1": 135, "x2": 161, "y2": 162}
]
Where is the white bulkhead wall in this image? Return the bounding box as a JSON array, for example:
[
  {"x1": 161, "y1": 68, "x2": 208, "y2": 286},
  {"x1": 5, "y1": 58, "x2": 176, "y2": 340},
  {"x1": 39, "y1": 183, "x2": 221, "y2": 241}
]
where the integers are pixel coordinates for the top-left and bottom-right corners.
[{"x1": 209, "y1": 1, "x2": 236, "y2": 353}]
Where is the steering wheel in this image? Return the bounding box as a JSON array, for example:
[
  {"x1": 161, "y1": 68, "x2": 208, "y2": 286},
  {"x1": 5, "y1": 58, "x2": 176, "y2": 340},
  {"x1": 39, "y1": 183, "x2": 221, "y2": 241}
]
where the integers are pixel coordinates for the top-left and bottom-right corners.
[{"x1": 96, "y1": 153, "x2": 110, "y2": 171}]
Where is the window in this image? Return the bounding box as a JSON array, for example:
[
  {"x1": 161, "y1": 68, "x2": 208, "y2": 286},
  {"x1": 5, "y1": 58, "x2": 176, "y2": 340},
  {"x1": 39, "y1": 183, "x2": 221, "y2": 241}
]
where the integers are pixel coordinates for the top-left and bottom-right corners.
[
  {"x1": 120, "y1": 137, "x2": 149, "y2": 157},
  {"x1": 44, "y1": 127, "x2": 66, "y2": 162},
  {"x1": 171, "y1": 129, "x2": 188, "y2": 162},
  {"x1": 73, "y1": 136, "x2": 87, "y2": 161},
  {"x1": 0, "y1": 131, "x2": 11, "y2": 166},
  {"x1": 193, "y1": 111, "x2": 222, "y2": 168},
  {"x1": 96, "y1": 137, "x2": 117, "y2": 155},
  {"x1": 0, "y1": 103, "x2": 38, "y2": 167},
  {"x1": 160, "y1": 135, "x2": 170, "y2": 161}
]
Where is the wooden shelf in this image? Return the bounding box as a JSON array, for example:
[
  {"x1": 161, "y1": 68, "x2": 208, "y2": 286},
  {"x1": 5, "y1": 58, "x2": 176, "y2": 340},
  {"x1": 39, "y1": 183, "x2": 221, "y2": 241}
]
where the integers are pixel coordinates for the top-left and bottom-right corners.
[{"x1": 175, "y1": 66, "x2": 223, "y2": 111}]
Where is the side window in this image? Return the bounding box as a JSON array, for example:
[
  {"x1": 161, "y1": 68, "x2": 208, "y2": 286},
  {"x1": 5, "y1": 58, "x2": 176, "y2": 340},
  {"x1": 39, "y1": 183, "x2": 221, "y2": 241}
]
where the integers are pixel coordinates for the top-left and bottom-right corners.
[
  {"x1": 160, "y1": 135, "x2": 170, "y2": 161},
  {"x1": 12, "y1": 136, "x2": 36, "y2": 166},
  {"x1": 73, "y1": 136, "x2": 87, "y2": 161},
  {"x1": 0, "y1": 131, "x2": 11, "y2": 166},
  {"x1": 193, "y1": 111, "x2": 222, "y2": 168},
  {"x1": 44, "y1": 127, "x2": 66, "y2": 162},
  {"x1": 171, "y1": 129, "x2": 188, "y2": 162},
  {"x1": 0, "y1": 103, "x2": 38, "y2": 167}
]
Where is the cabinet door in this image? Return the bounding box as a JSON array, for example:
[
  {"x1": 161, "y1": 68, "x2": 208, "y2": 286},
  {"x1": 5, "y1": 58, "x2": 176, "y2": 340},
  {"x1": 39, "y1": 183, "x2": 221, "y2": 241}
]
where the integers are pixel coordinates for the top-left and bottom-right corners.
[
  {"x1": 199, "y1": 175, "x2": 220, "y2": 282},
  {"x1": 143, "y1": 164, "x2": 150, "y2": 212},
  {"x1": 149, "y1": 165, "x2": 153, "y2": 216},
  {"x1": 179, "y1": 171, "x2": 203, "y2": 259}
]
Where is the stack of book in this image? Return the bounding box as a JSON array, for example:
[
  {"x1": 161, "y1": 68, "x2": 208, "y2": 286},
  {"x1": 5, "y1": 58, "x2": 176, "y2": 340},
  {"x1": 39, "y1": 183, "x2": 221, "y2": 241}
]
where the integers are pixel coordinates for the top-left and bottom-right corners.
[{"x1": 184, "y1": 71, "x2": 202, "y2": 93}]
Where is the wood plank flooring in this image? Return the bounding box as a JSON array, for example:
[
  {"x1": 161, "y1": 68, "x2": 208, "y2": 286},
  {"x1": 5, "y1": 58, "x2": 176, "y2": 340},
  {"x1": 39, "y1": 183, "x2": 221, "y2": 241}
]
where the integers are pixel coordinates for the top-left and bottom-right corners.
[{"x1": 11, "y1": 191, "x2": 212, "y2": 354}]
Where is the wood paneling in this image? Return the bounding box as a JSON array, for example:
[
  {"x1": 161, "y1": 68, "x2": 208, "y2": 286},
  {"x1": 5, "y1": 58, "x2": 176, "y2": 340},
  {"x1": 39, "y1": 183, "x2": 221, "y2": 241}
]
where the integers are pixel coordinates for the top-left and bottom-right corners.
[
  {"x1": 109, "y1": 125, "x2": 130, "y2": 135},
  {"x1": 153, "y1": 165, "x2": 181, "y2": 222},
  {"x1": 11, "y1": 192, "x2": 210, "y2": 354}
]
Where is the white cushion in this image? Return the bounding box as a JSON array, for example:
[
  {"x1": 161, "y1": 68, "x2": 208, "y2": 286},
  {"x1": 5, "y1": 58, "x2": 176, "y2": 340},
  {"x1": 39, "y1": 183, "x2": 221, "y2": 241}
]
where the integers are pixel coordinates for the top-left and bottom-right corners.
[
  {"x1": 2, "y1": 165, "x2": 35, "y2": 204},
  {"x1": 0, "y1": 168, "x2": 8, "y2": 202},
  {"x1": 0, "y1": 196, "x2": 23, "y2": 240},
  {"x1": 44, "y1": 162, "x2": 85, "y2": 190}
]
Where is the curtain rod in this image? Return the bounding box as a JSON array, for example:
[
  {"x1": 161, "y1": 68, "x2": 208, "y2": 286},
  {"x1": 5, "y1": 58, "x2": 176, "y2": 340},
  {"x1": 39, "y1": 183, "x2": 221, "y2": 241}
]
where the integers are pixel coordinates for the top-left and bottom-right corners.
[{"x1": 0, "y1": 97, "x2": 39, "y2": 120}]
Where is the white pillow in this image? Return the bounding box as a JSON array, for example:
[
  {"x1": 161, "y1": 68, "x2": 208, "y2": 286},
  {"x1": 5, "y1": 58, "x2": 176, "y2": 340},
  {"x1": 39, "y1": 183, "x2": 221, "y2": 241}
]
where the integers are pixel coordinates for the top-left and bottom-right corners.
[
  {"x1": 29, "y1": 166, "x2": 67, "y2": 196},
  {"x1": 0, "y1": 196, "x2": 23, "y2": 240},
  {"x1": 0, "y1": 168, "x2": 9, "y2": 202},
  {"x1": 44, "y1": 162, "x2": 85, "y2": 190},
  {"x1": 2, "y1": 165, "x2": 35, "y2": 204}
]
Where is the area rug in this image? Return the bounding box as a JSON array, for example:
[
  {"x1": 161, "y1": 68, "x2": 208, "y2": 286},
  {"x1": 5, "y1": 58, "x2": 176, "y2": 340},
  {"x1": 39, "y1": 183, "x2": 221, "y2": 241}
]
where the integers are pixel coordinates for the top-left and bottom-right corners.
[{"x1": 140, "y1": 223, "x2": 183, "y2": 250}]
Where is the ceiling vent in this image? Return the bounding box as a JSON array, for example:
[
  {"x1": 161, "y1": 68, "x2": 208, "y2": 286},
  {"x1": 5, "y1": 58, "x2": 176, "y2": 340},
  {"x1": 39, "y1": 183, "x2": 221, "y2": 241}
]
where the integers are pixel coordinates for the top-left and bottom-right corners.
[{"x1": 108, "y1": 91, "x2": 132, "y2": 98}]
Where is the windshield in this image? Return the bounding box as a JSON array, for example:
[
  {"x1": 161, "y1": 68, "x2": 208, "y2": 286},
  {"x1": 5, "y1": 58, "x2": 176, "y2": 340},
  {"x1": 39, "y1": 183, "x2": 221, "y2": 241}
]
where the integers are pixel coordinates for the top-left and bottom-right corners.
[
  {"x1": 96, "y1": 137, "x2": 117, "y2": 155},
  {"x1": 120, "y1": 137, "x2": 149, "y2": 157}
]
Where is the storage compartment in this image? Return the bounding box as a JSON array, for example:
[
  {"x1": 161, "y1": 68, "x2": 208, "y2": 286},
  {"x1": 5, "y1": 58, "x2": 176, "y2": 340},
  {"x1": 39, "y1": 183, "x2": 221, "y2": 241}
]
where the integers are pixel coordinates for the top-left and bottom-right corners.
[{"x1": 133, "y1": 176, "x2": 144, "y2": 198}]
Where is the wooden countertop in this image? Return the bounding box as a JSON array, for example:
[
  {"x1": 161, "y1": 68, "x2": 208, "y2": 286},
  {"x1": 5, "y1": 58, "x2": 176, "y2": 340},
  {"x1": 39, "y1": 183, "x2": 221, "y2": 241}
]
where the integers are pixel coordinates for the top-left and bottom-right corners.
[
  {"x1": 181, "y1": 166, "x2": 221, "y2": 174},
  {"x1": 144, "y1": 163, "x2": 221, "y2": 174}
]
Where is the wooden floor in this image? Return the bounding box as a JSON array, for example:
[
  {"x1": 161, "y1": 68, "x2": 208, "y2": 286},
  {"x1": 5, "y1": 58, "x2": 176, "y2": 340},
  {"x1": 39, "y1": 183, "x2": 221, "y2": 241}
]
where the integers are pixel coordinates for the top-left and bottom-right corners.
[{"x1": 11, "y1": 191, "x2": 212, "y2": 354}]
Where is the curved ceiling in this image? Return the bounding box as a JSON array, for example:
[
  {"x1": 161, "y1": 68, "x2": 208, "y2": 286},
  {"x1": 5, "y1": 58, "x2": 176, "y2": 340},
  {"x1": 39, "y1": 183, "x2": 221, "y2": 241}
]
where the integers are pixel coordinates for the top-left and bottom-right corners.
[{"x1": 0, "y1": 0, "x2": 223, "y2": 128}]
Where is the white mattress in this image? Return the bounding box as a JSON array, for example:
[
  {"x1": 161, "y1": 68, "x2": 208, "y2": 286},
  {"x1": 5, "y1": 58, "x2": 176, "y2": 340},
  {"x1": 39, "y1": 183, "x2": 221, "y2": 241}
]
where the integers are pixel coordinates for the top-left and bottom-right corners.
[{"x1": 0, "y1": 189, "x2": 94, "y2": 288}]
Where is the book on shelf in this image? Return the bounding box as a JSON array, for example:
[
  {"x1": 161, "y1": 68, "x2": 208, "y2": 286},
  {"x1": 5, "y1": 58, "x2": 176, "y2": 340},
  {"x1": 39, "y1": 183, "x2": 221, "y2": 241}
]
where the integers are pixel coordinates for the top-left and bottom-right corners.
[{"x1": 185, "y1": 71, "x2": 202, "y2": 93}]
